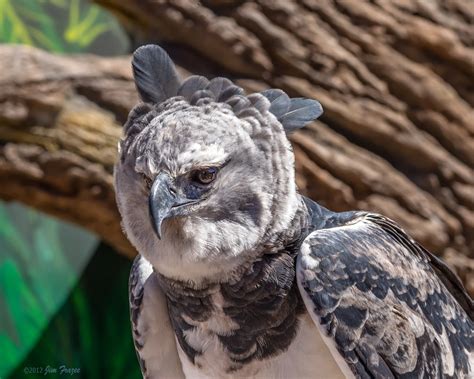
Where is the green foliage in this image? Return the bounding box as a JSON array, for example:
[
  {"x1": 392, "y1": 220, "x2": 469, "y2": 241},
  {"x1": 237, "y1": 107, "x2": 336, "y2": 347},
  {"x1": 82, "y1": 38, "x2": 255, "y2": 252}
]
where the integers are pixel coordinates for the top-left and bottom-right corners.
[
  {"x1": 0, "y1": 205, "x2": 141, "y2": 378},
  {"x1": 0, "y1": 2, "x2": 133, "y2": 377},
  {"x1": 0, "y1": 0, "x2": 128, "y2": 54},
  {"x1": 0, "y1": 203, "x2": 97, "y2": 378},
  {"x1": 64, "y1": 0, "x2": 109, "y2": 49},
  {"x1": 0, "y1": 0, "x2": 62, "y2": 50},
  {"x1": 9, "y1": 244, "x2": 141, "y2": 379}
]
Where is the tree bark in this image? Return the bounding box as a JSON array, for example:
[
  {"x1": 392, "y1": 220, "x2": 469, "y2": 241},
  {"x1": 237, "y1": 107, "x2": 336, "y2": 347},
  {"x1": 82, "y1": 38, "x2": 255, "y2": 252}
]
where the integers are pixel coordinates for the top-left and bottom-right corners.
[{"x1": 1, "y1": 0, "x2": 473, "y2": 292}]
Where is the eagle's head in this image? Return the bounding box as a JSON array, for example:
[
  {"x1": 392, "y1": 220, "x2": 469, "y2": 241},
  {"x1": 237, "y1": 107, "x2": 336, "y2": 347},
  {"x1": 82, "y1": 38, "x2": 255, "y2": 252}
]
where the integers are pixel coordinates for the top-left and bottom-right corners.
[{"x1": 114, "y1": 45, "x2": 323, "y2": 282}]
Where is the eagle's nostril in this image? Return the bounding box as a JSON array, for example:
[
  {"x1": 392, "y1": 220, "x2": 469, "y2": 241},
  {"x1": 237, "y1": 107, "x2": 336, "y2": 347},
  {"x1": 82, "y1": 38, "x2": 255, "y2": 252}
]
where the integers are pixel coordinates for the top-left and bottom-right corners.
[{"x1": 168, "y1": 186, "x2": 177, "y2": 196}]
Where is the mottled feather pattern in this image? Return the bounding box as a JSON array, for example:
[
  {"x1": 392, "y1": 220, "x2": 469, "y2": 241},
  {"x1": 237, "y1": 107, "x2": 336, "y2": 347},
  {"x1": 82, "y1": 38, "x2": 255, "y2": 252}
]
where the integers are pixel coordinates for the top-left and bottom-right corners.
[
  {"x1": 120, "y1": 103, "x2": 156, "y2": 161},
  {"x1": 129, "y1": 256, "x2": 150, "y2": 377},
  {"x1": 128, "y1": 256, "x2": 186, "y2": 379},
  {"x1": 297, "y1": 202, "x2": 473, "y2": 378},
  {"x1": 368, "y1": 214, "x2": 473, "y2": 319},
  {"x1": 157, "y1": 252, "x2": 304, "y2": 372},
  {"x1": 117, "y1": 45, "x2": 473, "y2": 379},
  {"x1": 154, "y1": 206, "x2": 309, "y2": 373}
]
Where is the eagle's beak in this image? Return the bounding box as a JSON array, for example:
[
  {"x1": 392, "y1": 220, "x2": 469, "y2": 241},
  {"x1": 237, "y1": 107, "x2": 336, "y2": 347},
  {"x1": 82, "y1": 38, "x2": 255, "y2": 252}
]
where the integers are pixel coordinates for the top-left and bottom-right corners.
[{"x1": 148, "y1": 172, "x2": 196, "y2": 239}]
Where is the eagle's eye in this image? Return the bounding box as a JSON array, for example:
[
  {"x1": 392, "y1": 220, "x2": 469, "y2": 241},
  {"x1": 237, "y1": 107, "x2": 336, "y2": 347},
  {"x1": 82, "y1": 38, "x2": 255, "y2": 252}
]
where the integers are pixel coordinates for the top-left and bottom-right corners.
[{"x1": 193, "y1": 167, "x2": 218, "y2": 185}]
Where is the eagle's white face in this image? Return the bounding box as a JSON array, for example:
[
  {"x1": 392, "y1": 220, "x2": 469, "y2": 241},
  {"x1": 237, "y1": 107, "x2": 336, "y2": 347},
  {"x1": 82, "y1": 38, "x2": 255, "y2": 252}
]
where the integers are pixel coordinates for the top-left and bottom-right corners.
[{"x1": 114, "y1": 98, "x2": 298, "y2": 282}]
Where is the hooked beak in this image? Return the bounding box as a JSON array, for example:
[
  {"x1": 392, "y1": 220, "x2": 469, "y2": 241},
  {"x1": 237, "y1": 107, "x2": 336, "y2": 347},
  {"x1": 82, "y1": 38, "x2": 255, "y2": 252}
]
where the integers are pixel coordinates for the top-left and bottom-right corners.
[{"x1": 148, "y1": 172, "x2": 196, "y2": 239}]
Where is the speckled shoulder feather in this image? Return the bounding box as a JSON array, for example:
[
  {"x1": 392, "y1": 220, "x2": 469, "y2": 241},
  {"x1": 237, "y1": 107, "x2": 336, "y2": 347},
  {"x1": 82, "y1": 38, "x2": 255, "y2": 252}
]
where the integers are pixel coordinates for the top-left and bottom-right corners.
[{"x1": 297, "y1": 198, "x2": 473, "y2": 378}]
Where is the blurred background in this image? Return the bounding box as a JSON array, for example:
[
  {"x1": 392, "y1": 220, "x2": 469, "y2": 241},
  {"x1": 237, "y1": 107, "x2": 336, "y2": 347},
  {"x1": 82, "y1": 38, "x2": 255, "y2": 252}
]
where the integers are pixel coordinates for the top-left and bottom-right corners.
[
  {"x1": 0, "y1": 1, "x2": 139, "y2": 378},
  {"x1": 0, "y1": 0, "x2": 472, "y2": 378}
]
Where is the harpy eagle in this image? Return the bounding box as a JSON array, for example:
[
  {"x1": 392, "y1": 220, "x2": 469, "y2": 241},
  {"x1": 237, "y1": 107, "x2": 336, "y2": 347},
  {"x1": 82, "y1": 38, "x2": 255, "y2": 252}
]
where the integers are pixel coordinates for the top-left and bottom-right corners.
[{"x1": 114, "y1": 45, "x2": 473, "y2": 378}]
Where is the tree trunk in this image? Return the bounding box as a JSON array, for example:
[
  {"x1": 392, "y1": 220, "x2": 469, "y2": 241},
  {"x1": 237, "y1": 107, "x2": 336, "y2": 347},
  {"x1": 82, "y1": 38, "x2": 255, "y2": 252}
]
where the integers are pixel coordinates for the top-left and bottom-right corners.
[{"x1": 1, "y1": 0, "x2": 473, "y2": 293}]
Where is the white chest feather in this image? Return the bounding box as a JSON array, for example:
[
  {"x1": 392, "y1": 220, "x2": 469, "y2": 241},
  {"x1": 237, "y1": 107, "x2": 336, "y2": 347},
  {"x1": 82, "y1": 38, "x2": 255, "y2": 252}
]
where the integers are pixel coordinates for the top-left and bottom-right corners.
[{"x1": 177, "y1": 313, "x2": 347, "y2": 379}]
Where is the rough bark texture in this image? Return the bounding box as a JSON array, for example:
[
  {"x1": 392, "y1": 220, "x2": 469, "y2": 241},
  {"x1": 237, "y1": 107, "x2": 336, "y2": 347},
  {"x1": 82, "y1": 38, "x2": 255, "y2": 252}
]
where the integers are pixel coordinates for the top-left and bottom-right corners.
[{"x1": 1, "y1": 0, "x2": 473, "y2": 292}]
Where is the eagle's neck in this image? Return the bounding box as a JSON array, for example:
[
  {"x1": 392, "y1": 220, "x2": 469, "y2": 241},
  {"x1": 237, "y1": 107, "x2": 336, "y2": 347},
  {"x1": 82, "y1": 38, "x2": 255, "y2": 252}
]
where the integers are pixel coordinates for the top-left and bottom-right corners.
[
  {"x1": 158, "y1": 250, "x2": 306, "y2": 371},
  {"x1": 156, "y1": 198, "x2": 311, "y2": 370}
]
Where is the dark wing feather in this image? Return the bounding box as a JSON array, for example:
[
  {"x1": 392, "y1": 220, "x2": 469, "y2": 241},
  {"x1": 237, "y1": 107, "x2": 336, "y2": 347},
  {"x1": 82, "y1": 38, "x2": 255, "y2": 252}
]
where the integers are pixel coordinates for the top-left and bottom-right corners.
[
  {"x1": 132, "y1": 44, "x2": 181, "y2": 104},
  {"x1": 206, "y1": 77, "x2": 234, "y2": 99},
  {"x1": 297, "y1": 205, "x2": 473, "y2": 379},
  {"x1": 129, "y1": 255, "x2": 150, "y2": 377},
  {"x1": 177, "y1": 75, "x2": 210, "y2": 100},
  {"x1": 128, "y1": 255, "x2": 185, "y2": 378},
  {"x1": 367, "y1": 214, "x2": 473, "y2": 319}
]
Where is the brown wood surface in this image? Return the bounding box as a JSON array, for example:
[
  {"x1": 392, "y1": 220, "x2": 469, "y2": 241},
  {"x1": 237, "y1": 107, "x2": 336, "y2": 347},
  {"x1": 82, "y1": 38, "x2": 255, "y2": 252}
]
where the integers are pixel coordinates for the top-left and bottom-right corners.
[{"x1": 0, "y1": 0, "x2": 473, "y2": 293}]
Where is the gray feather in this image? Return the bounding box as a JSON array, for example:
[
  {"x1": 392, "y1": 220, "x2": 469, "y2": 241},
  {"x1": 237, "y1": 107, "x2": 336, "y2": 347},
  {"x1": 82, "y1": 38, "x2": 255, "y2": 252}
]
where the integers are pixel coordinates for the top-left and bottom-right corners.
[
  {"x1": 190, "y1": 89, "x2": 215, "y2": 105},
  {"x1": 132, "y1": 44, "x2": 181, "y2": 104},
  {"x1": 227, "y1": 95, "x2": 251, "y2": 113},
  {"x1": 246, "y1": 93, "x2": 270, "y2": 114},
  {"x1": 279, "y1": 98, "x2": 323, "y2": 132},
  {"x1": 260, "y1": 89, "x2": 291, "y2": 119},
  {"x1": 218, "y1": 85, "x2": 244, "y2": 102},
  {"x1": 178, "y1": 76, "x2": 209, "y2": 101},
  {"x1": 206, "y1": 77, "x2": 234, "y2": 99}
]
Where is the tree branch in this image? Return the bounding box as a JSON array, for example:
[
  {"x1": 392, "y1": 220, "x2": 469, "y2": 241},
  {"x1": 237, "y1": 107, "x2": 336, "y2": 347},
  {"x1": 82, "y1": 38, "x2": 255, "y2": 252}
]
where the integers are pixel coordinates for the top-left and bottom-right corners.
[{"x1": 1, "y1": 0, "x2": 473, "y2": 292}]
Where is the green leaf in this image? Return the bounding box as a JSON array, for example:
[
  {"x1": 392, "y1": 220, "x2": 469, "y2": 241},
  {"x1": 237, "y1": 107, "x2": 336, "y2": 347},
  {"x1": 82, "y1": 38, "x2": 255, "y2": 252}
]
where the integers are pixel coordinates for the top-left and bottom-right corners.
[
  {"x1": 63, "y1": 1, "x2": 109, "y2": 49},
  {"x1": 0, "y1": 0, "x2": 129, "y2": 54},
  {"x1": 0, "y1": 0, "x2": 64, "y2": 51}
]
